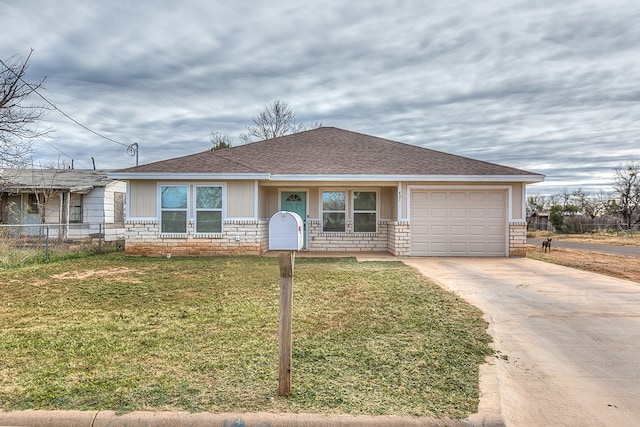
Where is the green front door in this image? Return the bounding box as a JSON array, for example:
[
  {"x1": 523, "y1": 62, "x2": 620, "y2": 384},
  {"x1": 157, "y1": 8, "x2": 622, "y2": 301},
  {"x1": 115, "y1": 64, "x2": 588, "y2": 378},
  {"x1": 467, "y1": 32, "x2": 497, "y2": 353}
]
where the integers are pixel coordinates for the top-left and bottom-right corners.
[{"x1": 281, "y1": 191, "x2": 307, "y2": 248}]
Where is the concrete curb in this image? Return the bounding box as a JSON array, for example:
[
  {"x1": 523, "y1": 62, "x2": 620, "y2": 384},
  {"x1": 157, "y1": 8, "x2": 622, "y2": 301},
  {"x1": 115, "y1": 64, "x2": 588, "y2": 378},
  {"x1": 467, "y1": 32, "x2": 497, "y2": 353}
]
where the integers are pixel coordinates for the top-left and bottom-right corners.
[{"x1": 0, "y1": 410, "x2": 475, "y2": 427}]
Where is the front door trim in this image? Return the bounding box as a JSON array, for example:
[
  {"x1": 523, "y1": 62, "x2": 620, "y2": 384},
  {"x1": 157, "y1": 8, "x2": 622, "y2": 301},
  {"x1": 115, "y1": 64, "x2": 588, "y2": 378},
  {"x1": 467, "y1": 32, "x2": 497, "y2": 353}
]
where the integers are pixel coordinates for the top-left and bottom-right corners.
[{"x1": 279, "y1": 188, "x2": 309, "y2": 249}]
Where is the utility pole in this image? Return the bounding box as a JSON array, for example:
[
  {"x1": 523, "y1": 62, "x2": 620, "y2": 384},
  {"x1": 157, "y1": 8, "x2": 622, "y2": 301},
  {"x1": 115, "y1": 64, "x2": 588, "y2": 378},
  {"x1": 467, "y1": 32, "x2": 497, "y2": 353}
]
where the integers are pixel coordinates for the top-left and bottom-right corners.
[{"x1": 127, "y1": 143, "x2": 139, "y2": 166}]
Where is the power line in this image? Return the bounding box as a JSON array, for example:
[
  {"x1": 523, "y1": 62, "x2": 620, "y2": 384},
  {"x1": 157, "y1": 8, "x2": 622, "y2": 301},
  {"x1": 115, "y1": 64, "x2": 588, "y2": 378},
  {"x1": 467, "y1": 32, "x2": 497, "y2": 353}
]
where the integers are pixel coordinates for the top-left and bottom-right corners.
[
  {"x1": 40, "y1": 140, "x2": 89, "y2": 169},
  {"x1": 33, "y1": 88, "x2": 129, "y2": 147},
  {"x1": 0, "y1": 56, "x2": 133, "y2": 149}
]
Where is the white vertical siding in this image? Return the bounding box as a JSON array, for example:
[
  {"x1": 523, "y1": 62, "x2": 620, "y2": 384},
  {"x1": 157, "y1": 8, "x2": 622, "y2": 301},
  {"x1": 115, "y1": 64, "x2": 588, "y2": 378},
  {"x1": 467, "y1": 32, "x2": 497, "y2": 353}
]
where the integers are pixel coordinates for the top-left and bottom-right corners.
[{"x1": 103, "y1": 181, "x2": 127, "y2": 223}]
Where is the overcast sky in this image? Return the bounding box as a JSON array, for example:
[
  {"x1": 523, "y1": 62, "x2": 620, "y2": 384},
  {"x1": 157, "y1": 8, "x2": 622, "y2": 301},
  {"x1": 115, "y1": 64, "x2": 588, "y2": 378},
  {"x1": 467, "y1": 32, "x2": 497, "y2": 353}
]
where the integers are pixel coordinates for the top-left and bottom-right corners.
[{"x1": 2, "y1": 1, "x2": 640, "y2": 194}]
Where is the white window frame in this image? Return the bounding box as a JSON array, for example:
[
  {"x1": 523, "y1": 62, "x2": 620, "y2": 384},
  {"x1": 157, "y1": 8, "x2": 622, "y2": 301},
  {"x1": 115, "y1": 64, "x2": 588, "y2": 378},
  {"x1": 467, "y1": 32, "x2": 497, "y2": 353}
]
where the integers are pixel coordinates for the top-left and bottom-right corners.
[
  {"x1": 321, "y1": 190, "x2": 347, "y2": 232},
  {"x1": 159, "y1": 184, "x2": 189, "y2": 235},
  {"x1": 352, "y1": 190, "x2": 378, "y2": 233},
  {"x1": 194, "y1": 184, "x2": 224, "y2": 235},
  {"x1": 157, "y1": 183, "x2": 226, "y2": 237}
]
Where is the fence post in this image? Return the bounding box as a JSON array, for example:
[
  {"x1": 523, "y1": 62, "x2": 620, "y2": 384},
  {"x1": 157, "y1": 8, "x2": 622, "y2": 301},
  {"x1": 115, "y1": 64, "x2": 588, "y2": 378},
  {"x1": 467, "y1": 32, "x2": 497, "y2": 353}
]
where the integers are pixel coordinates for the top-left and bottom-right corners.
[{"x1": 45, "y1": 225, "x2": 50, "y2": 261}]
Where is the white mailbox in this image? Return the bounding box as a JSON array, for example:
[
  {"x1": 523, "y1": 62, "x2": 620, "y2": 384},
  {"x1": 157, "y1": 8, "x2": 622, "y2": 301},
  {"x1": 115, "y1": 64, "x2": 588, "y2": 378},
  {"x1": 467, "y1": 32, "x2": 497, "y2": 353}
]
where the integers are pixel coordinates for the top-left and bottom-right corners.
[{"x1": 269, "y1": 211, "x2": 303, "y2": 251}]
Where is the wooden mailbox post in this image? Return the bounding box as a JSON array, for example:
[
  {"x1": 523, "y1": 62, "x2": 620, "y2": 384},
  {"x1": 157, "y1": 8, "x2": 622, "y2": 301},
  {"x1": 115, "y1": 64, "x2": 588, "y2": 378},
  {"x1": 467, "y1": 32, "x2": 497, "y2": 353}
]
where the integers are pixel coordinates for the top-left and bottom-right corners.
[
  {"x1": 269, "y1": 211, "x2": 303, "y2": 396},
  {"x1": 278, "y1": 251, "x2": 294, "y2": 396}
]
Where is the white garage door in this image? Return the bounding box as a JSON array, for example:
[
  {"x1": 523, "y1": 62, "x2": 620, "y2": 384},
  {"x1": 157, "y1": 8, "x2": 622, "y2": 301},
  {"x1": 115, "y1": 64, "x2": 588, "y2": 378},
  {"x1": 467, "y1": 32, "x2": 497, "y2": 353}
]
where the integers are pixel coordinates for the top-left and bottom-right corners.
[{"x1": 410, "y1": 190, "x2": 507, "y2": 256}]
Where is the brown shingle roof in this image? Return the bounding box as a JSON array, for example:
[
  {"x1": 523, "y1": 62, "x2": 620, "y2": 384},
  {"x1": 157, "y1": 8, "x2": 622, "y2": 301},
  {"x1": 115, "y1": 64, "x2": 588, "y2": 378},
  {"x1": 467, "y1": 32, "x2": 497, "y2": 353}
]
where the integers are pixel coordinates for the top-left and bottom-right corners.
[{"x1": 115, "y1": 127, "x2": 541, "y2": 178}]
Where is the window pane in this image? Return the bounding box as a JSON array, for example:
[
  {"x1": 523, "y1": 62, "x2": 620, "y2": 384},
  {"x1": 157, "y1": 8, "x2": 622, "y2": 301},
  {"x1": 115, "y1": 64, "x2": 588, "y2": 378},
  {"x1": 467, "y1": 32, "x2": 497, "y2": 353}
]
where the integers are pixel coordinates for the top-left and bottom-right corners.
[
  {"x1": 354, "y1": 213, "x2": 376, "y2": 232},
  {"x1": 161, "y1": 211, "x2": 187, "y2": 233},
  {"x1": 354, "y1": 192, "x2": 376, "y2": 211},
  {"x1": 161, "y1": 186, "x2": 188, "y2": 209},
  {"x1": 69, "y1": 195, "x2": 82, "y2": 223},
  {"x1": 196, "y1": 211, "x2": 222, "y2": 233},
  {"x1": 69, "y1": 207, "x2": 82, "y2": 223},
  {"x1": 323, "y1": 212, "x2": 345, "y2": 232},
  {"x1": 322, "y1": 191, "x2": 345, "y2": 210},
  {"x1": 196, "y1": 186, "x2": 222, "y2": 209}
]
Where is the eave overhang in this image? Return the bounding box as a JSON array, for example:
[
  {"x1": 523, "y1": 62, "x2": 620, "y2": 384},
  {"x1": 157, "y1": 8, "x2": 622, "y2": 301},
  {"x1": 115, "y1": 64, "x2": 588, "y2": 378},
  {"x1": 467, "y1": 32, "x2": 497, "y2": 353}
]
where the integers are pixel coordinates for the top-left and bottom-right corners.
[{"x1": 108, "y1": 172, "x2": 545, "y2": 184}]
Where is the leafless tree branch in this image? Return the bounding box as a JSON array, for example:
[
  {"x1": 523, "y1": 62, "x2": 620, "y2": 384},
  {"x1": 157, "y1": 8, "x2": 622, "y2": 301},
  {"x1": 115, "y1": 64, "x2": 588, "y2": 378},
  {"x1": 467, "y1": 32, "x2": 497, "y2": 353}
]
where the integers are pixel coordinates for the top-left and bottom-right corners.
[
  {"x1": 0, "y1": 49, "x2": 52, "y2": 167},
  {"x1": 239, "y1": 100, "x2": 319, "y2": 144}
]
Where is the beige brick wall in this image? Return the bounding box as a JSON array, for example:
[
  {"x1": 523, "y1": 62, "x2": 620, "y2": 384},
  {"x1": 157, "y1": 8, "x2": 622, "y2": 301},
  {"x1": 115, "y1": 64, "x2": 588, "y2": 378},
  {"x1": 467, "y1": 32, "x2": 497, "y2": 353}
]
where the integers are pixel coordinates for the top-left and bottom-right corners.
[
  {"x1": 124, "y1": 219, "x2": 268, "y2": 256},
  {"x1": 509, "y1": 221, "x2": 527, "y2": 257},
  {"x1": 388, "y1": 221, "x2": 411, "y2": 256},
  {"x1": 306, "y1": 219, "x2": 390, "y2": 252},
  {"x1": 125, "y1": 218, "x2": 525, "y2": 257}
]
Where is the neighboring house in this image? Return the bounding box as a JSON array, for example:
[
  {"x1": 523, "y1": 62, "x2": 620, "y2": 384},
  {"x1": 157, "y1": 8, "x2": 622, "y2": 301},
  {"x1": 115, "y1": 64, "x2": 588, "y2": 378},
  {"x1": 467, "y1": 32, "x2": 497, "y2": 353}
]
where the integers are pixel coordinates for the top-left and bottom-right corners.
[
  {"x1": 0, "y1": 169, "x2": 126, "y2": 240},
  {"x1": 109, "y1": 127, "x2": 544, "y2": 257},
  {"x1": 528, "y1": 211, "x2": 552, "y2": 231}
]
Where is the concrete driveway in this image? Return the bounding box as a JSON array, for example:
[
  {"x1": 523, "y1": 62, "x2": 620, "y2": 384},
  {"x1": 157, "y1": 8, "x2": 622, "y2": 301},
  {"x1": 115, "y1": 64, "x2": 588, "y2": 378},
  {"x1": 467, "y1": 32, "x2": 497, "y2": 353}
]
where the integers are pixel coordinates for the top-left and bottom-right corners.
[{"x1": 401, "y1": 257, "x2": 640, "y2": 427}]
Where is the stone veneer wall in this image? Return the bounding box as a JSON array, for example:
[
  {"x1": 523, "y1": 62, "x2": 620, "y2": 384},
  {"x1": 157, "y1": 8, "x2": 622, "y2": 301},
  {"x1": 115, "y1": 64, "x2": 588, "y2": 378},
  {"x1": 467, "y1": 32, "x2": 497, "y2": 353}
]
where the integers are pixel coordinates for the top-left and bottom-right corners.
[
  {"x1": 388, "y1": 221, "x2": 411, "y2": 256},
  {"x1": 305, "y1": 219, "x2": 391, "y2": 252},
  {"x1": 124, "y1": 218, "x2": 524, "y2": 257},
  {"x1": 124, "y1": 219, "x2": 268, "y2": 256},
  {"x1": 509, "y1": 220, "x2": 527, "y2": 257}
]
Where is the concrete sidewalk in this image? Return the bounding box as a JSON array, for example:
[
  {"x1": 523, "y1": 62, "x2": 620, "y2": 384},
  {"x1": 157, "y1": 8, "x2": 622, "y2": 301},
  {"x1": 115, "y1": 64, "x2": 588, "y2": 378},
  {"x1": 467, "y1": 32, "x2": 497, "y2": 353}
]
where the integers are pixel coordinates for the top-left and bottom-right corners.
[{"x1": 0, "y1": 410, "x2": 480, "y2": 427}]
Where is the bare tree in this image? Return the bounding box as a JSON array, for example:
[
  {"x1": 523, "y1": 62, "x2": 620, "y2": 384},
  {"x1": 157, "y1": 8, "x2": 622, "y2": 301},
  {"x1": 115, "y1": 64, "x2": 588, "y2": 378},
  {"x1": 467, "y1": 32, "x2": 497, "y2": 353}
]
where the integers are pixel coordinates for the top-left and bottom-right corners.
[
  {"x1": 0, "y1": 50, "x2": 50, "y2": 167},
  {"x1": 239, "y1": 100, "x2": 319, "y2": 144},
  {"x1": 612, "y1": 162, "x2": 640, "y2": 229},
  {"x1": 526, "y1": 193, "x2": 547, "y2": 216},
  {"x1": 209, "y1": 131, "x2": 233, "y2": 151},
  {"x1": 572, "y1": 188, "x2": 599, "y2": 219}
]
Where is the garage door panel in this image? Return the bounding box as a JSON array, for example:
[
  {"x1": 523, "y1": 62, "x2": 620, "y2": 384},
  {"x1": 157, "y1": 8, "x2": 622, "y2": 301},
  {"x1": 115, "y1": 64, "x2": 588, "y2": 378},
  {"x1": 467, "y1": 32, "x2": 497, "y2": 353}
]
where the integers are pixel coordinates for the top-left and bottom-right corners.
[
  {"x1": 450, "y1": 225, "x2": 467, "y2": 235},
  {"x1": 468, "y1": 192, "x2": 487, "y2": 202},
  {"x1": 450, "y1": 208, "x2": 467, "y2": 218},
  {"x1": 431, "y1": 208, "x2": 448, "y2": 218},
  {"x1": 468, "y1": 208, "x2": 487, "y2": 218},
  {"x1": 430, "y1": 242, "x2": 448, "y2": 253},
  {"x1": 430, "y1": 225, "x2": 447, "y2": 235},
  {"x1": 487, "y1": 225, "x2": 505, "y2": 234},
  {"x1": 486, "y1": 242, "x2": 506, "y2": 252},
  {"x1": 468, "y1": 225, "x2": 488, "y2": 235},
  {"x1": 430, "y1": 192, "x2": 448, "y2": 202},
  {"x1": 487, "y1": 207, "x2": 506, "y2": 219},
  {"x1": 450, "y1": 192, "x2": 467, "y2": 202},
  {"x1": 410, "y1": 189, "x2": 507, "y2": 256},
  {"x1": 488, "y1": 192, "x2": 505, "y2": 202},
  {"x1": 450, "y1": 243, "x2": 469, "y2": 254},
  {"x1": 468, "y1": 242, "x2": 487, "y2": 252}
]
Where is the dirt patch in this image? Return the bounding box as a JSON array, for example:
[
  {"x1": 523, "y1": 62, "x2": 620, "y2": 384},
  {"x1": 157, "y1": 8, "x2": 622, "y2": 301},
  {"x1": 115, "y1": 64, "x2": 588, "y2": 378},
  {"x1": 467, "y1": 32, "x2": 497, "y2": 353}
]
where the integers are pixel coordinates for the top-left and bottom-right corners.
[
  {"x1": 52, "y1": 267, "x2": 142, "y2": 281},
  {"x1": 527, "y1": 246, "x2": 640, "y2": 283}
]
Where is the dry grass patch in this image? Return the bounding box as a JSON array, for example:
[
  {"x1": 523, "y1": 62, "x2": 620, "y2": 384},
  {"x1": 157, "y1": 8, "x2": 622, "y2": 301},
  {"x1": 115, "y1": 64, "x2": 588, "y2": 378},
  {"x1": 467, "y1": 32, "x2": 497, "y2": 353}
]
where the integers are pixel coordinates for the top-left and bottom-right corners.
[
  {"x1": 528, "y1": 230, "x2": 640, "y2": 247},
  {"x1": 527, "y1": 247, "x2": 640, "y2": 283},
  {"x1": 0, "y1": 255, "x2": 492, "y2": 418},
  {"x1": 527, "y1": 231, "x2": 640, "y2": 283}
]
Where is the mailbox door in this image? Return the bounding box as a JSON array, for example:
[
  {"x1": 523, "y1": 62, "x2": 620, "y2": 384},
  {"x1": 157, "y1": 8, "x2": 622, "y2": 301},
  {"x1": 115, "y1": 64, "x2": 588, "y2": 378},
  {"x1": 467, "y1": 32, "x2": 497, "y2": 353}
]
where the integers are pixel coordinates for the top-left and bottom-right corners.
[{"x1": 281, "y1": 191, "x2": 306, "y2": 248}]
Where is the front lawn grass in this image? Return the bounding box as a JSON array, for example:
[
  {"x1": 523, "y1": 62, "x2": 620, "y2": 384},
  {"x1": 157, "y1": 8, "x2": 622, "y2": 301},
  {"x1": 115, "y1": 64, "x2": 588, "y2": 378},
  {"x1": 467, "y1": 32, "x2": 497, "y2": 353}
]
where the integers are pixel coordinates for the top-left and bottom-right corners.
[{"x1": 0, "y1": 255, "x2": 492, "y2": 418}]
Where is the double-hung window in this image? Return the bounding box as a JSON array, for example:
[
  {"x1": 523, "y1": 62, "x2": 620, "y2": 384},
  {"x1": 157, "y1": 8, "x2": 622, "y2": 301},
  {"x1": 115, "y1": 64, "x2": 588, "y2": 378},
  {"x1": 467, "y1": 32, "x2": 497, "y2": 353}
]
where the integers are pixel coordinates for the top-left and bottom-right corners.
[
  {"x1": 69, "y1": 194, "x2": 83, "y2": 223},
  {"x1": 322, "y1": 191, "x2": 346, "y2": 232},
  {"x1": 353, "y1": 191, "x2": 377, "y2": 232},
  {"x1": 160, "y1": 185, "x2": 188, "y2": 233},
  {"x1": 195, "y1": 186, "x2": 222, "y2": 233},
  {"x1": 160, "y1": 184, "x2": 223, "y2": 234}
]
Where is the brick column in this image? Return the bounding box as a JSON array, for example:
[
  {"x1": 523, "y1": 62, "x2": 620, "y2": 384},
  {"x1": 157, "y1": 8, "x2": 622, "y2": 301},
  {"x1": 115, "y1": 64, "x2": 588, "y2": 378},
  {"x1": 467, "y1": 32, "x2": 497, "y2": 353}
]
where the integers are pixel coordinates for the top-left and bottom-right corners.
[{"x1": 509, "y1": 220, "x2": 527, "y2": 257}]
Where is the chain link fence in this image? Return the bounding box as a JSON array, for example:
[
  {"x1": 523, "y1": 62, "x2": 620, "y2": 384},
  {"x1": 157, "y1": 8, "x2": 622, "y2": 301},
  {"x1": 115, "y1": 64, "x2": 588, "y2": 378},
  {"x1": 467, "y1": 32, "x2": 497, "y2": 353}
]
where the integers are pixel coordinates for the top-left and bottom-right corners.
[{"x1": 0, "y1": 223, "x2": 125, "y2": 267}]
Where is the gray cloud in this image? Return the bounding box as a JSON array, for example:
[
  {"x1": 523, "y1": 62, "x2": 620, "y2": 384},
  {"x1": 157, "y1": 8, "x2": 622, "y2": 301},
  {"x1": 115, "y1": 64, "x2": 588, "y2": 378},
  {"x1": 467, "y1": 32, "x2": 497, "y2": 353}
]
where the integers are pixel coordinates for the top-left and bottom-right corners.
[{"x1": 2, "y1": 0, "x2": 640, "y2": 194}]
